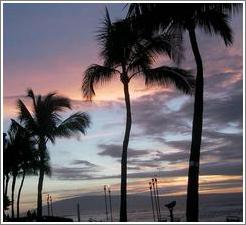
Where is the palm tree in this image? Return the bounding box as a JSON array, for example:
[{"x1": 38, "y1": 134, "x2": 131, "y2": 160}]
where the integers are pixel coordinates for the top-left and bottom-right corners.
[
  {"x1": 127, "y1": 3, "x2": 239, "y2": 221},
  {"x1": 3, "y1": 133, "x2": 11, "y2": 198},
  {"x1": 3, "y1": 195, "x2": 11, "y2": 221},
  {"x1": 9, "y1": 120, "x2": 39, "y2": 219},
  {"x1": 6, "y1": 125, "x2": 24, "y2": 218},
  {"x1": 82, "y1": 9, "x2": 194, "y2": 221},
  {"x1": 14, "y1": 89, "x2": 91, "y2": 219}
]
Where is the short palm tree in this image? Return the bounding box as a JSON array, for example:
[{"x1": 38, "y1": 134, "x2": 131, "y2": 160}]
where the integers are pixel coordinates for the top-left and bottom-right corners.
[
  {"x1": 127, "y1": 3, "x2": 239, "y2": 221},
  {"x1": 6, "y1": 125, "x2": 24, "y2": 218},
  {"x1": 9, "y1": 120, "x2": 39, "y2": 219},
  {"x1": 82, "y1": 9, "x2": 194, "y2": 222},
  {"x1": 14, "y1": 89, "x2": 91, "y2": 218},
  {"x1": 3, "y1": 133, "x2": 11, "y2": 198},
  {"x1": 3, "y1": 195, "x2": 11, "y2": 221}
]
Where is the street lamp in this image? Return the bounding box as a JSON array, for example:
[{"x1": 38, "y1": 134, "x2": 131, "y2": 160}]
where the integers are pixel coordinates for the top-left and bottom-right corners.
[
  {"x1": 103, "y1": 185, "x2": 109, "y2": 222},
  {"x1": 108, "y1": 186, "x2": 113, "y2": 222}
]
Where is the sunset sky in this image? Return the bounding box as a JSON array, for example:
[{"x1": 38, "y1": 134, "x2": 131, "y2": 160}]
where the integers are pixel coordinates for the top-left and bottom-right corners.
[{"x1": 2, "y1": 3, "x2": 243, "y2": 213}]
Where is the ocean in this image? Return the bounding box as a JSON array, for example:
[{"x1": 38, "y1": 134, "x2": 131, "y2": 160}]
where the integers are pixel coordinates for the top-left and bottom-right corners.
[{"x1": 42, "y1": 192, "x2": 243, "y2": 222}]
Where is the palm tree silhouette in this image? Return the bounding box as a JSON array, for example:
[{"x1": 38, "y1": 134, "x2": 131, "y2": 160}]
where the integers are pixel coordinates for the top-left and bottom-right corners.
[
  {"x1": 82, "y1": 9, "x2": 194, "y2": 222},
  {"x1": 14, "y1": 89, "x2": 91, "y2": 219},
  {"x1": 6, "y1": 123, "x2": 25, "y2": 218},
  {"x1": 127, "y1": 3, "x2": 239, "y2": 221},
  {"x1": 3, "y1": 133, "x2": 11, "y2": 219},
  {"x1": 3, "y1": 133, "x2": 11, "y2": 199},
  {"x1": 8, "y1": 120, "x2": 40, "y2": 219}
]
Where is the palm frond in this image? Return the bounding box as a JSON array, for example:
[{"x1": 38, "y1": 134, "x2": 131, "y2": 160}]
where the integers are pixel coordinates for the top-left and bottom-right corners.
[
  {"x1": 204, "y1": 3, "x2": 242, "y2": 15},
  {"x1": 82, "y1": 64, "x2": 119, "y2": 100},
  {"x1": 197, "y1": 9, "x2": 233, "y2": 46},
  {"x1": 44, "y1": 92, "x2": 71, "y2": 112},
  {"x1": 27, "y1": 88, "x2": 37, "y2": 112},
  {"x1": 97, "y1": 8, "x2": 115, "y2": 66},
  {"x1": 127, "y1": 3, "x2": 155, "y2": 17},
  {"x1": 127, "y1": 49, "x2": 152, "y2": 75},
  {"x1": 127, "y1": 3, "x2": 140, "y2": 17},
  {"x1": 134, "y1": 33, "x2": 183, "y2": 68},
  {"x1": 9, "y1": 119, "x2": 28, "y2": 136},
  {"x1": 144, "y1": 66, "x2": 195, "y2": 94},
  {"x1": 16, "y1": 100, "x2": 36, "y2": 132},
  {"x1": 55, "y1": 112, "x2": 91, "y2": 138}
]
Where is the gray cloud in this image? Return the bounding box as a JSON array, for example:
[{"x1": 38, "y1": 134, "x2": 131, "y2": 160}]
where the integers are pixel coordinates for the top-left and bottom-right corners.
[
  {"x1": 53, "y1": 160, "x2": 100, "y2": 180},
  {"x1": 154, "y1": 131, "x2": 243, "y2": 167},
  {"x1": 72, "y1": 160, "x2": 97, "y2": 167},
  {"x1": 98, "y1": 144, "x2": 150, "y2": 159},
  {"x1": 52, "y1": 166, "x2": 97, "y2": 180},
  {"x1": 128, "y1": 158, "x2": 162, "y2": 169}
]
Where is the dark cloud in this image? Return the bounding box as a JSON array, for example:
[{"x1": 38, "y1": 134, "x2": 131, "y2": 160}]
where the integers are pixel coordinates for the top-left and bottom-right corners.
[
  {"x1": 155, "y1": 149, "x2": 189, "y2": 164},
  {"x1": 200, "y1": 161, "x2": 243, "y2": 176},
  {"x1": 53, "y1": 160, "x2": 100, "y2": 180},
  {"x1": 128, "y1": 158, "x2": 162, "y2": 169},
  {"x1": 52, "y1": 157, "x2": 242, "y2": 181},
  {"x1": 128, "y1": 166, "x2": 142, "y2": 171},
  {"x1": 52, "y1": 166, "x2": 97, "y2": 180},
  {"x1": 72, "y1": 160, "x2": 97, "y2": 167},
  {"x1": 98, "y1": 144, "x2": 163, "y2": 170},
  {"x1": 132, "y1": 90, "x2": 191, "y2": 136},
  {"x1": 204, "y1": 93, "x2": 243, "y2": 128},
  {"x1": 130, "y1": 72, "x2": 242, "y2": 148},
  {"x1": 154, "y1": 131, "x2": 242, "y2": 167},
  {"x1": 98, "y1": 144, "x2": 150, "y2": 159}
]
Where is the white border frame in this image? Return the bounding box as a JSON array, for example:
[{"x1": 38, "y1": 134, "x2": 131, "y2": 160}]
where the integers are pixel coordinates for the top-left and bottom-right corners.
[{"x1": 1, "y1": 1, "x2": 245, "y2": 224}]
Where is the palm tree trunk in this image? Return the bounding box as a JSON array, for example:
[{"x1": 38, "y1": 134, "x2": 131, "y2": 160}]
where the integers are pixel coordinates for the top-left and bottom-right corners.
[
  {"x1": 17, "y1": 170, "x2": 25, "y2": 218},
  {"x1": 37, "y1": 168, "x2": 45, "y2": 219},
  {"x1": 37, "y1": 137, "x2": 46, "y2": 219},
  {"x1": 186, "y1": 27, "x2": 204, "y2": 222},
  {"x1": 4, "y1": 174, "x2": 10, "y2": 197},
  {"x1": 11, "y1": 174, "x2": 17, "y2": 219},
  {"x1": 120, "y1": 78, "x2": 132, "y2": 222},
  {"x1": 3, "y1": 175, "x2": 5, "y2": 195}
]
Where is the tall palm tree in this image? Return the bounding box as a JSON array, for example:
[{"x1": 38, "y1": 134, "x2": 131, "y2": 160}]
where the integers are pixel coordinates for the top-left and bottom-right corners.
[
  {"x1": 82, "y1": 9, "x2": 194, "y2": 222},
  {"x1": 14, "y1": 89, "x2": 91, "y2": 219},
  {"x1": 127, "y1": 3, "x2": 239, "y2": 221}
]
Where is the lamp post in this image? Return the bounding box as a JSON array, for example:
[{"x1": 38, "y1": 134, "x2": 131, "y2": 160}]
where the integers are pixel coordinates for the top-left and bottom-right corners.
[
  {"x1": 77, "y1": 202, "x2": 81, "y2": 222},
  {"x1": 155, "y1": 177, "x2": 161, "y2": 221},
  {"x1": 103, "y1": 185, "x2": 109, "y2": 222},
  {"x1": 49, "y1": 196, "x2": 53, "y2": 216},
  {"x1": 46, "y1": 194, "x2": 50, "y2": 216},
  {"x1": 152, "y1": 178, "x2": 159, "y2": 221},
  {"x1": 108, "y1": 186, "x2": 113, "y2": 222},
  {"x1": 149, "y1": 182, "x2": 156, "y2": 222}
]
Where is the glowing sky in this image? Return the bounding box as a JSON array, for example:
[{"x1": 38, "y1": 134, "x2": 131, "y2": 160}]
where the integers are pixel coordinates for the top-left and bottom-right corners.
[{"x1": 2, "y1": 3, "x2": 243, "y2": 213}]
